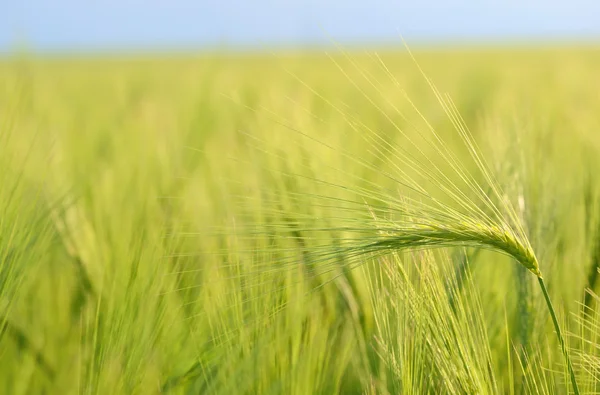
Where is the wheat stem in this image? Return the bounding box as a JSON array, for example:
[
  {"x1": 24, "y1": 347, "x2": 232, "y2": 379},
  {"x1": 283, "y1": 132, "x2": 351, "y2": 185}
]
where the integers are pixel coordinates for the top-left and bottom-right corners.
[{"x1": 537, "y1": 276, "x2": 579, "y2": 395}]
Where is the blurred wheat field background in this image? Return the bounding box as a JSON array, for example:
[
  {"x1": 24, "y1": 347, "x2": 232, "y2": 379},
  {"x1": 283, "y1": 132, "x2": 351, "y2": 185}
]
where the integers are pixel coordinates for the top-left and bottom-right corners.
[{"x1": 1, "y1": 47, "x2": 600, "y2": 394}]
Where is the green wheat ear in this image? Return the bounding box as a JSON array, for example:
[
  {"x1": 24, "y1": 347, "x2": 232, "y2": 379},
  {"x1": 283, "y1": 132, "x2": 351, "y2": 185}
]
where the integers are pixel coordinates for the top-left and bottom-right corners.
[
  {"x1": 176, "y1": 47, "x2": 579, "y2": 394},
  {"x1": 275, "y1": 45, "x2": 578, "y2": 392}
]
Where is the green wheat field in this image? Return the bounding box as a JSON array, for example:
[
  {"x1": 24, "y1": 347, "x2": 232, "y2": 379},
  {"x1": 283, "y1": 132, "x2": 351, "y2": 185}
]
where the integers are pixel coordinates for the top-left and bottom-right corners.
[{"x1": 1, "y1": 46, "x2": 600, "y2": 394}]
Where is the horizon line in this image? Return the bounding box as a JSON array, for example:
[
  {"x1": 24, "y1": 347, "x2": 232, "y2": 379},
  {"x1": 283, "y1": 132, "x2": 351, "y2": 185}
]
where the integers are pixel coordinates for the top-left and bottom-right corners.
[{"x1": 3, "y1": 34, "x2": 600, "y2": 57}]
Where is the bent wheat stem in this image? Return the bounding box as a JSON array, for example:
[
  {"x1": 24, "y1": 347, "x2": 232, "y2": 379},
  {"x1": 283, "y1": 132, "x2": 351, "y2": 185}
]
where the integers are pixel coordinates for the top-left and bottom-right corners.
[{"x1": 537, "y1": 276, "x2": 579, "y2": 395}]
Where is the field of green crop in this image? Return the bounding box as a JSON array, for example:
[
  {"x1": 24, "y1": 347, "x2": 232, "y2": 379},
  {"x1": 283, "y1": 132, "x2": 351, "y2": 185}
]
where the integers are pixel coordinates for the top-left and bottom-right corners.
[{"x1": 1, "y1": 46, "x2": 600, "y2": 394}]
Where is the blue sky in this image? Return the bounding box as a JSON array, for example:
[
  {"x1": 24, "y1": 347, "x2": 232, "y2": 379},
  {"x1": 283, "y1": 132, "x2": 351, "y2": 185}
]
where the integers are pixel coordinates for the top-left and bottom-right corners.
[{"x1": 2, "y1": 1, "x2": 600, "y2": 52}]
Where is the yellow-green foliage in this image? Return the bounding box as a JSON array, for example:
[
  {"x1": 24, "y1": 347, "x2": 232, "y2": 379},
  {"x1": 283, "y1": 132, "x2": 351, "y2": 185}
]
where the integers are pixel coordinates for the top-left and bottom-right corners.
[{"x1": 0, "y1": 47, "x2": 600, "y2": 394}]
